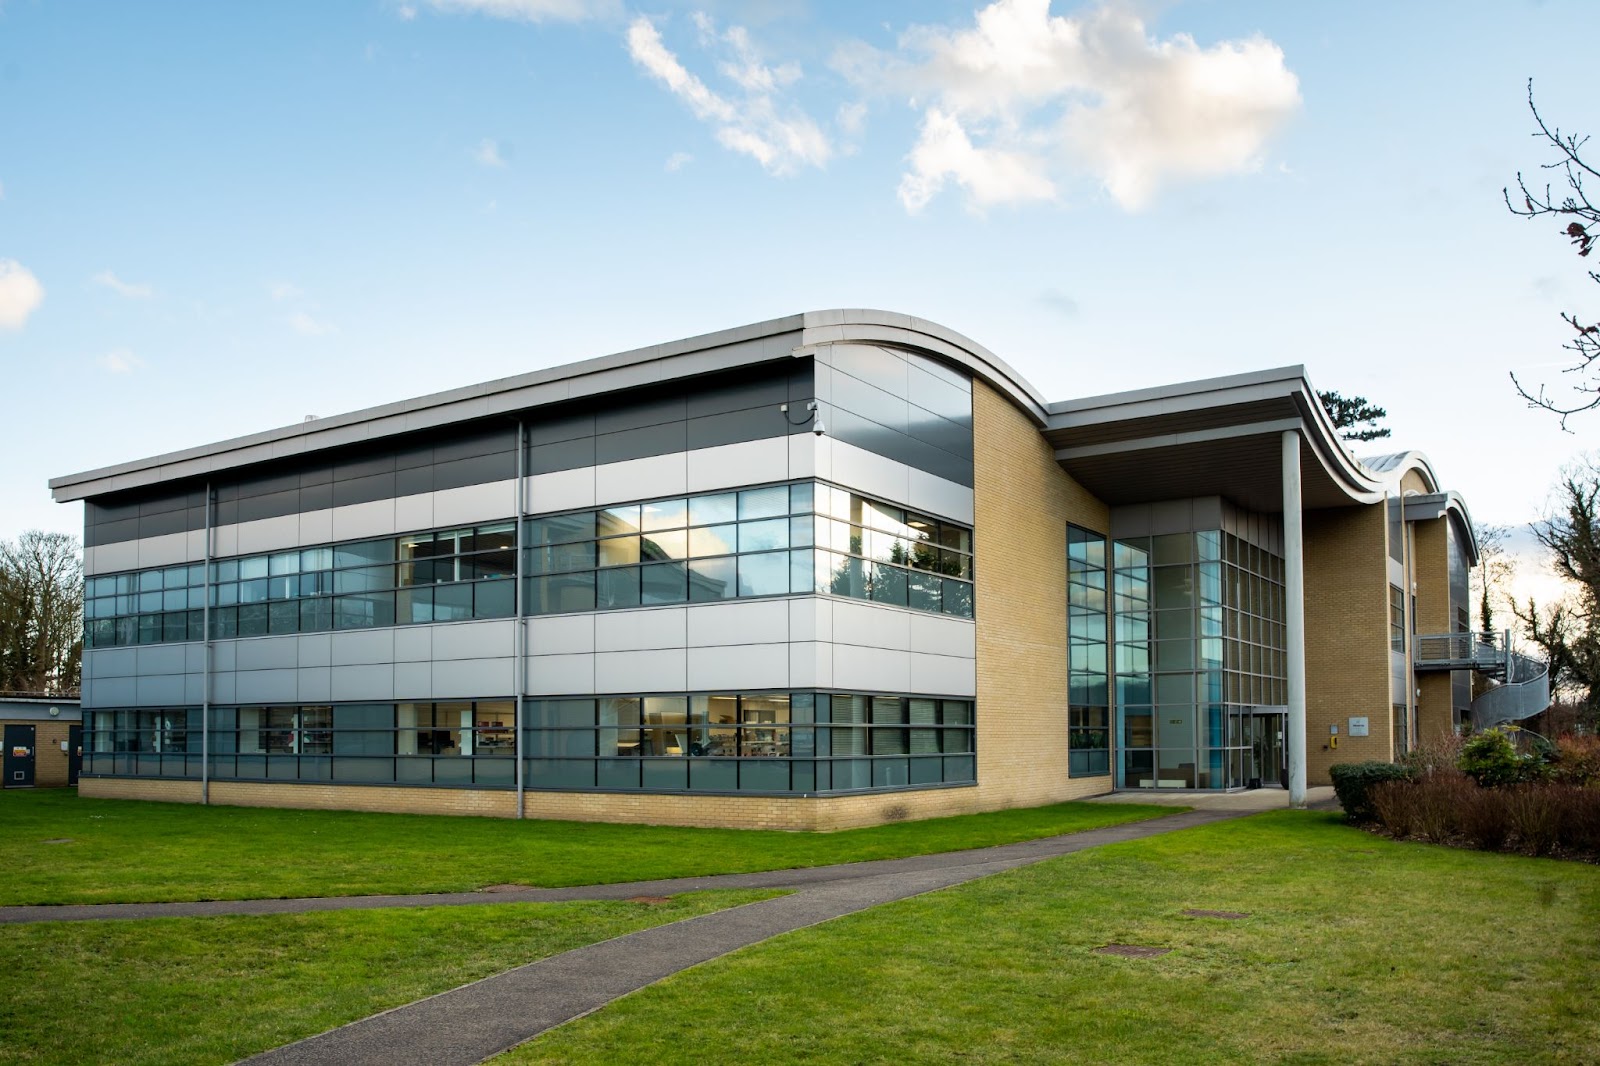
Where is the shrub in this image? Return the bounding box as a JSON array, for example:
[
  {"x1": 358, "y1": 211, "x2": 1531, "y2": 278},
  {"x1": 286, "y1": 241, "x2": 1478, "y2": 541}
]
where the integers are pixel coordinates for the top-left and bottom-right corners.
[
  {"x1": 1568, "y1": 788, "x2": 1600, "y2": 852},
  {"x1": 1457, "y1": 786, "x2": 1513, "y2": 851},
  {"x1": 1552, "y1": 734, "x2": 1600, "y2": 787},
  {"x1": 1370, "y1": 773, "x2": 1474, "y2": 843},
  {"x1": 1458, "y1": 728, "x2": 1544, "y2": 787},
  {"x1": 1503, "y1": 785, "x2": 1565, "y2": 857},
  {"x1": 1402, "y1": 730, "x2": 1465, "y2": 777},
  {"x1": 1330, "y1": 761, "x2": 1412, "y2": 823}
]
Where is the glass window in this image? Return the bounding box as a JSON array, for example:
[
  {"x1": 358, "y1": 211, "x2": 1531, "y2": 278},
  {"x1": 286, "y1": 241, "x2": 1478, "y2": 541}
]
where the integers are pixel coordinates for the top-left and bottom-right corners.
[{"x1": 738, "y1": 485, "x2": 788, "y2": 520}]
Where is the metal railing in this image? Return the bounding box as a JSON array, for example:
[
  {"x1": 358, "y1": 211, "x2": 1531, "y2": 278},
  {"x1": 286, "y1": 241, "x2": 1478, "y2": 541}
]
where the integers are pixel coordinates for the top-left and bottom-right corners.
[
  {"x1": 1471, "y1": 650, "x2": 1553, "y2": 730},
  {"x1": 1413, "y1": 630, "x2": 1509, "y2": 675}
]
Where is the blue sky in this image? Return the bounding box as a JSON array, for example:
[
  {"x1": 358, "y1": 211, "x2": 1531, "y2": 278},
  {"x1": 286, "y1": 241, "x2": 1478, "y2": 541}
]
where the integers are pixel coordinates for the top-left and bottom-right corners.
[{"x1": 1, "y1": 0, "x2": 1594, "y2": 596}]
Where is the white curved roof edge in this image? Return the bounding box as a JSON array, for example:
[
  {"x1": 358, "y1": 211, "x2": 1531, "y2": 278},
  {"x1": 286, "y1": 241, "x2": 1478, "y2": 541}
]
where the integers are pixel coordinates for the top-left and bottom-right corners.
[
  {"x1": 1401, "y1": 489, "x2": 1481, "y2": 565},
  {"x1": 50, "y1": 309, "x2": 1044, "y2": 503},
  {"x1": 1053, "y1": 365, "x2": 1448, "y2": 509}
]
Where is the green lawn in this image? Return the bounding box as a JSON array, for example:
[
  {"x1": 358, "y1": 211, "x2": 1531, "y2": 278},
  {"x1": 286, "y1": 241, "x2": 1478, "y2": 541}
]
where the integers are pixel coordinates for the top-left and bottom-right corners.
[
  {"x1": 502, "y1": 811, "x2": 1600, "y2": 1065},
  {"x1": 1, "y1": 790, "x2": 1172, "y2": 905},
  {"x1": 0, "y1": 890, "x2": 778, "y2": 1066}
]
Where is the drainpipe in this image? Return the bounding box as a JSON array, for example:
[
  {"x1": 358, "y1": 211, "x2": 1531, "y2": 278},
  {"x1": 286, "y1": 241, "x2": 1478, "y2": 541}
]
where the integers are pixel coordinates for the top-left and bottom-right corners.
[
  {"x1": 201, "y1": 482, "x2": 213, "y2": 806},
  {"x1": 514, "y1": 418, "x2": 525, "y2": 820},
  {"x1": 1282, "y1": 431, "x2": 1307, "y2": 808}
]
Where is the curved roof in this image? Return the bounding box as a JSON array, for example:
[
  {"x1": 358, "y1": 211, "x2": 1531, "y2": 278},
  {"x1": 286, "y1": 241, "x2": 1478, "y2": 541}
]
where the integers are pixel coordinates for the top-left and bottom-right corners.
[
  {"x1": 48, "y1": 307, "x2": 1474, "y2": 561},
  {"x1": 51, "y1": 308, "x2": 1040, "y2": 502}
]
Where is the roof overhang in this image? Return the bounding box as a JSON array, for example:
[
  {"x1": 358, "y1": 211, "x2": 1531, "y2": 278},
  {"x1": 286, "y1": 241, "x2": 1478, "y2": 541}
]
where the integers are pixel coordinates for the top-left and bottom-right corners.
[
  {"x1": 1403, "y1": 491, "x2": 1481, "y2": 565},
  {"x1": 50, "y1": 309, "x2": 1040, "y2": 503},
  {"x1": 1046, "y1": 366, "x2": 1414, "y2": 513}
]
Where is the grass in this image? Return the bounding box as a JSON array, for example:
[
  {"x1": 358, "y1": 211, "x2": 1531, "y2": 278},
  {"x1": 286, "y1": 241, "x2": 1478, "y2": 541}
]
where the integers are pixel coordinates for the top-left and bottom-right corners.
[
  {"x1": 0, "y1": 890, "x2": 779, "y2": 1066},
  {"x1": 502, "y1": 811, "x2": 1600, "y2": 1065},
  {"x1": 0, "y1": 790, "x2": 1172, "y2": 905}
]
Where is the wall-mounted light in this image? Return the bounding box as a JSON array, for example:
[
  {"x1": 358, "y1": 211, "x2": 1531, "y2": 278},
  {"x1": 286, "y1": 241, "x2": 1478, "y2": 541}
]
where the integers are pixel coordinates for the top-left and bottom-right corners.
[{"x1": 781, "y1": 401, "x2": 826, "y2": 437}]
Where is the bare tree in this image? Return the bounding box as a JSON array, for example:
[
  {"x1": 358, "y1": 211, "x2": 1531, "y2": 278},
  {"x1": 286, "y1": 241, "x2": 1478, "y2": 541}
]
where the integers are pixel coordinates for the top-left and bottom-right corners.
[
  {"x1": 1512, "y1": 457, "x2": 1600, "y2": 723},
  {"x1": 1505, "y1": 79, "x2": 1600, "y2": 428},
  {"x1": 0, "y1": 531, "x2": 83, "y2": 695},
  {"x1": 1472, "y1": 522, "x2": 1516, "y2": 633}
]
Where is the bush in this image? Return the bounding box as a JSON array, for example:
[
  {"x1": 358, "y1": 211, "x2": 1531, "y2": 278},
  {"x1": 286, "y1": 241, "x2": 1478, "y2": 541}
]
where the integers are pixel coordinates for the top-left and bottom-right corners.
[
  {"x1": 1370, "y1": 773, "x2": 1474, "y2": 843},
  {"x1": 1503, "y1": 785, "x2": 1565, "y2": 856},
  {"x1": 1565, "y1": 787, "x2": 1600, "y2": 852},
  {"x1": 1458, "y1": 727, "x2": 1545, "y2": 787},
  {"x1": 1457, "y1": 786, "x2": 1513, "y2": 851},
  {"x1": 1552, "y1": 734, "x2": 1600, "y2": 787},
  {"x1": 1401, "y1": 730, "x2": 1465, "y2": 777},
  {"x1": 1331, "y1": 761, "x2": 1413, "y2": 823}
]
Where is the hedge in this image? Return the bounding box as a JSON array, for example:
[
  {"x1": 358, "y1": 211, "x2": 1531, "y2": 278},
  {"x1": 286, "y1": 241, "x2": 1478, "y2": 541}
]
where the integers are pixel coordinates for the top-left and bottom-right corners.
[{"x1": 1329, "y1": 761, "x2": 1413, "y2": 823}]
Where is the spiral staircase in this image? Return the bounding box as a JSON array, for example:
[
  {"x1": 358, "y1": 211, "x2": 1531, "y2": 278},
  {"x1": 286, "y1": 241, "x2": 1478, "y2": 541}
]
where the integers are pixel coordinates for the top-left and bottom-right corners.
[{"x1": 1412, "y1": 631, "x2": 1552, "y2": 729}]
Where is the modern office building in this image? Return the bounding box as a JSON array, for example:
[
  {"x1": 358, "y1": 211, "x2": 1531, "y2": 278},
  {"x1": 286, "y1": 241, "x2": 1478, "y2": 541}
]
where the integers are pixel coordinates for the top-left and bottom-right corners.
[{"x1": 50, "y1": 310, "x2": 1539, "y2": 828}]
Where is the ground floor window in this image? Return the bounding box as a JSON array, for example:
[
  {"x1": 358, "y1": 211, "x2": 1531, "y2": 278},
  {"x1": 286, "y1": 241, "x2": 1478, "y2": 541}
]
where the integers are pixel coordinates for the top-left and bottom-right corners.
[
  {"x1": 81, "y1": 692, "x2": 975, "y2": 794},
  {"x1": 525, "y1": 691, "x2": 974, "y2": 793}
]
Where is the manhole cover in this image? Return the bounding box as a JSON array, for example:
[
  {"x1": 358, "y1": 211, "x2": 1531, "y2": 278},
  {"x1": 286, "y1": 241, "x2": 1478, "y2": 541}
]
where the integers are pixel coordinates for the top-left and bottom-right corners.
[
  {"x1": 1094, "y1": 944, "x2": 1171, "y2": 958},
  {"x1": 1182, "y1": 909, "x2": 1250, "y2": 920},
  {"x1": 478, "y1": 884, "x2": 534, "y2": 893},
  {"x1": 625, "y1": 896, "x2": 674, "y2": 905},
  {"x1": 41, "y1": 838, "x2": 73, "y2": 845}
]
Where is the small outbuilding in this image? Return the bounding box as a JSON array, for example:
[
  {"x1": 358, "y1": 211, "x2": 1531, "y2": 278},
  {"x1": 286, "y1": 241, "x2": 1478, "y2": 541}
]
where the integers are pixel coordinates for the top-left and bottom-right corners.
[{"x1": 1, "y1": 695, "x2": 83, "y2": 788}]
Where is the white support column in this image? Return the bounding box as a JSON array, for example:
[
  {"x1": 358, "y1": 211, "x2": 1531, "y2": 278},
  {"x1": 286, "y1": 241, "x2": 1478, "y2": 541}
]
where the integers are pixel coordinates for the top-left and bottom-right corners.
[{"x1": 1282, "y1": 430, "x2": 1308, "y2": 808}]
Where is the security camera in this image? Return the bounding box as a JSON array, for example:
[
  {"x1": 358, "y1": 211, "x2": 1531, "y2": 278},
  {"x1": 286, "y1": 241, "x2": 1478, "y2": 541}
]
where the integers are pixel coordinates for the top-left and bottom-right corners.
[{"x1": 813, "y1": 418, "x2": 827, "y2": 437}]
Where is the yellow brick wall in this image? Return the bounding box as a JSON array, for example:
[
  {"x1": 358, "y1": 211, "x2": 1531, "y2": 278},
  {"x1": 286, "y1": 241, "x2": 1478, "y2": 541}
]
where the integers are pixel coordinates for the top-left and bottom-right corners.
[
  {"x1": 81, "y1": 776, "x2": 516, "y2": 818},
  {"x1": 1303, "y1": 505, "x2": 1395, "y2": 782},
  {"x1": 970, "y1": 380, "x2": 1114, "y2": 810},
  {"x1": 78, "y1": 774, "x2": 975, "y2": 830},
  {"x1": 1411, "y1": 517, "x2": 1455, "y2": 742},
  {"x1": 1, "y1": 718, "x2": 76, "y2": 789}
]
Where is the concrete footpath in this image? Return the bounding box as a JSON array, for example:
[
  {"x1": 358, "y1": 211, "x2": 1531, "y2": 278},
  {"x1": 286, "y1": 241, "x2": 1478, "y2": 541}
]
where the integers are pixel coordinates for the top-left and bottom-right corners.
[{"x1": 233, "y1": 806, "x2": 1263, "y2": 1066}]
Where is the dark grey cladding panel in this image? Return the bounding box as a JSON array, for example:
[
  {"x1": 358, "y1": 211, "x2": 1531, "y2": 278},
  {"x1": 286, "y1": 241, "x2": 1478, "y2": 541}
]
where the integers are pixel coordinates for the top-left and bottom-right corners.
[
  {"x1": 820, "y1": 345, "x2": 974, "y2": 487},
  {"x1": 435, "y1": 450, "x2": 516, "y2": 491},
  {"x1": 522, "y1": 358, "x2": 814, "y2": 477},
  {"x1": 332, "y1": 471, "x2": 398, "y2": 509},
  {"x1": 527, "y1": 436, "x2": 596, "y2": 475},
  {"x1": 826, "y1": 407, "x2": 974, "y2": 487},
  {"x1": 525, "y1": 411, "x2": 596, "y2": 448},
  {"x1": 84, "y1": 421, "x2": 519, "y2": 548},
  {"x1": 594, "y1": 392, "x2": 689, "y2": 435},
  {"x1": 595, "y1": 421, "x2": 689, "y2": 465}
]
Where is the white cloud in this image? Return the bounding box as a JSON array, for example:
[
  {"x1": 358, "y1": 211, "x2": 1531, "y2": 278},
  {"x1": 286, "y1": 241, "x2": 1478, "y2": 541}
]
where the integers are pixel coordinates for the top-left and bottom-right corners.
[
  {"x1": 473, "y1": 138, "x2": 508, "y2": 168},
  {"x1": 626, "y1": 14, "x2": 831, "y2": 176},
  {"x1": 268, "y1": 281, "x2": 304, "y2": 302},
  {"x1": 836, "y1": 101, "x2": 868, "y2": 138},
  {"x1": 0, "y1": 259, "x2": 44, "y2": 330},
  {"x1": 96, "y1": 349, "x2": 146, "y2": 374},
  {"x1": 844, "y1": 0, "x2": 1301, "y2": 213},
  {"x1": 898, "y1": 106, "x2": 1055, "y2": 212},
  {"x1": 289, "y1": 311, "x2": 336, "y2": 337},
  {"x1": 420, "y1": 0, "x2": 618, "y2": 23},
  {"x1": 665, "y1": 151, "x2": 694, "y2": 172},
  {"x1": 92, "y1": 270, "x2": 155, "y2": 299}
]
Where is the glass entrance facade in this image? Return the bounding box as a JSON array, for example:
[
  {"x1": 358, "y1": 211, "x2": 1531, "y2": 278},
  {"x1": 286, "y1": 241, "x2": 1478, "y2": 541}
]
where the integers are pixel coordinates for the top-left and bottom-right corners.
[{"x1": 1113, "y1": 528, "x2": 1288, "y2": 790}]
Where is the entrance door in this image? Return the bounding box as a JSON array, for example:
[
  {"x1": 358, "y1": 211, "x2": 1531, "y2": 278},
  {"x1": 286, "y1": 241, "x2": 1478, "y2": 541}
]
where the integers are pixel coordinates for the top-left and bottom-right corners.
[
  {"x1": 4, "y1": 724, "x2": 36, "y2": 788},
  {"x1": 68, "y1": 725, "x2": 82, "y2": 785},
  {"x1": 1246, "y1": 714, "x2": 1286, "y2": 789}
]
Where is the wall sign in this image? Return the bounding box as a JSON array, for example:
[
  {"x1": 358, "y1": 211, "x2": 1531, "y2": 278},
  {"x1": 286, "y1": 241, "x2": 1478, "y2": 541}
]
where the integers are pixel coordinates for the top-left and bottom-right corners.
[{"x1": 1348, "y1": 717, "x2": 1370, "y2": 738}]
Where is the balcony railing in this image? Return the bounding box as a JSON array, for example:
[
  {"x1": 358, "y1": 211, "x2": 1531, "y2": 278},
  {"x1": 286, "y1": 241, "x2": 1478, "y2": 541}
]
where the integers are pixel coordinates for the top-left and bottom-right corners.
[{"x1": 1413, "y1": 630, "x2": 1510, "y2": 676}]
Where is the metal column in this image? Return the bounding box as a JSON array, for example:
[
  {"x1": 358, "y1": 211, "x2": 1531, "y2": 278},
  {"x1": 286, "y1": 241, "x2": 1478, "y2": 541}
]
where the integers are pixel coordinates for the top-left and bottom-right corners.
[
  {"x1": 513, "y1": 418, "x2": 525, "y2": 819},
  {"x1": 201, "y1": 482, "x2": 213, "y2": 806},
  {"x1": 1282, "y1": 430, "x2": 1307, "y2": 808}
]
